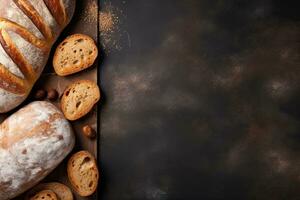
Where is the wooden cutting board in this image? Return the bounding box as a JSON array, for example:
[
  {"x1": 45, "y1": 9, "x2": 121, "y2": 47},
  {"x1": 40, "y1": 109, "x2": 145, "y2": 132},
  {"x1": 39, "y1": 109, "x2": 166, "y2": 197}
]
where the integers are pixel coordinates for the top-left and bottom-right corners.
[{"x1": 10, "y1": 0, "x2": 100, "y2": 199}]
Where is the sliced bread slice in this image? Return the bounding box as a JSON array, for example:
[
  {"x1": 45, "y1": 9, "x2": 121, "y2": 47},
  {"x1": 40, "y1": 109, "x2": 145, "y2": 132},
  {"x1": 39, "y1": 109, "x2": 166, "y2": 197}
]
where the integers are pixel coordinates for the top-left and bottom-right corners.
[
  {"x1": 61, "y1": 80, "x2": 100, "y2": 120},
  {"x1": 29, "y1": 190, "x2": 57, "y2": 200},
  {"x1": 26, "y1": 182, "x2": 73, "y2": 200},
  {"x1": 53, "y1": 33, "x2": 98, "y2": 76},
  {"x1": 67, "y1": 151, "x2": 99, "y2": 196}
]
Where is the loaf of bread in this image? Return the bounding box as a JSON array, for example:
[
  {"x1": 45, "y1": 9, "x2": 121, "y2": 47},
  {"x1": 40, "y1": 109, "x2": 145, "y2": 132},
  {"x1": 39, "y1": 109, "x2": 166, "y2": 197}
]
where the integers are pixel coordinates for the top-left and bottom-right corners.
[
  {"x1": 0, "y1": 101, "x2": 75, "y2": 199},
  {"x1": 53, "y1": 34, "x2": 98, "y2": 76},
  {"x1": 0, "y1": 0, "x2": 75, "y2": 113}
]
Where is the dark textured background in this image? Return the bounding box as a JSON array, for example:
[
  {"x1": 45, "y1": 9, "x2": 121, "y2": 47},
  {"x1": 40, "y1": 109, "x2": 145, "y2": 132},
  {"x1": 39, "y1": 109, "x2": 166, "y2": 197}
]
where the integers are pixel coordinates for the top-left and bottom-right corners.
[{"x1": 99, "y1": 0, "x2": 300, "y2": 199}]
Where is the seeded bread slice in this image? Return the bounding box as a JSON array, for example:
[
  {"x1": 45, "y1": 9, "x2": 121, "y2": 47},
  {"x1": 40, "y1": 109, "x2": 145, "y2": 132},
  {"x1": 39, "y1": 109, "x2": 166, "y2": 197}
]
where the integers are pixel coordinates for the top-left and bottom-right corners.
[
  {"x1": 67, "y1": 151, "x2": 99, "y2": 196},
  {"x1": 61, "y1": 80, "x2": 100, "y2": 120},
  {"x1": 29, "y1": 190, "x2": 57, "y2": 200},
  {"x1": 53, "y1": 34, "x2": 98, "y2": 76},
  {"x1": 26, "y1": 182, "x2": 73, "y2": 200}
]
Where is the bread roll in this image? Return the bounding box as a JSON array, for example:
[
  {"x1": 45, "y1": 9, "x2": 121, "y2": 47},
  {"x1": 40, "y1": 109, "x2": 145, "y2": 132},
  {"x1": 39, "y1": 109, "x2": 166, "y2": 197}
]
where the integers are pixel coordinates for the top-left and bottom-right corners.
[
  {"x1": 0, "y1": 101, "x2": 75, "y2": 199},
  {"x1": 0, "y1": 0, "x2": 76, "y2": 113}
]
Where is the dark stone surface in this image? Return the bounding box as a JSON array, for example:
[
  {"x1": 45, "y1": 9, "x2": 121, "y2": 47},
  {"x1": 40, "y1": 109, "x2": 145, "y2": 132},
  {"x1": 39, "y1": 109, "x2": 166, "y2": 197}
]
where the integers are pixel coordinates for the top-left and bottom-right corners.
[{"x1": 99, "y1": 0, "x2": 300, "y2": 199}]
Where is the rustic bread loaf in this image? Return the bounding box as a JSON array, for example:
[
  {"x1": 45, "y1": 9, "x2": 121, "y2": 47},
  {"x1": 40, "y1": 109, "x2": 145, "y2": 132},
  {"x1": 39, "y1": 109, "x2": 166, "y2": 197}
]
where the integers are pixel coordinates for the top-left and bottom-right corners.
[
  {"x1": 0, "y1": 101, "x2": 75, "y2": 200},
  {"x1": 53, "y1": 34, "x2": 98, "y2": 76},
  {"x1": 26, "y1": 182, "x2": 73, "y2": 200},
  {"x1": 29, "y1": 190, "x2": 57, "y2": 200},
  {"x1": 0, "y1": 0, "x2": 76, "y2": 113},
  {"x1": 67, "y1": 151, "x2": 99, "y2": 197},
  {"x1": 61, "y1": 80, "x2": 100, "y2": 120}
]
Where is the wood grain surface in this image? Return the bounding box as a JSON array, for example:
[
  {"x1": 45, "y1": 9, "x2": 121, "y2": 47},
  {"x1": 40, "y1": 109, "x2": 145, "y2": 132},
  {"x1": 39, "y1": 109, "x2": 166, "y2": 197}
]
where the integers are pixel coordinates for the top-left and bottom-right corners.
[{"x1": 8, "y1": 0, "x2": 100, "y2": 199}]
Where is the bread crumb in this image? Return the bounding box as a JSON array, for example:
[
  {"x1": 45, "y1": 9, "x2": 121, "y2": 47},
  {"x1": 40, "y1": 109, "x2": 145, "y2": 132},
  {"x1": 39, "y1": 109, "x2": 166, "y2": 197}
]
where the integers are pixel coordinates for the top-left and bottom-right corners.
[
  {"x1": 83, "y1": 1, "x2": 98, "y2": 23},
  {"x1": 99, "y1": 11, "x2": 116, "y2": 33},
  {"x1": 99, "y1": 3, "x2": 123, "y2": 52}
]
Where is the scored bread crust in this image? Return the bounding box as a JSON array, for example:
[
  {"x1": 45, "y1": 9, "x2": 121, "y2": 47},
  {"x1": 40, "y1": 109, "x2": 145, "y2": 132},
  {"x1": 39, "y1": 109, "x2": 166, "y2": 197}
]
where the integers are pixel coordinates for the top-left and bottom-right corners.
[
  {"x1": 67, "y1": 151, "x2": 99, "y2": 197},
  {"x1": 61, "y1": 80, "x2": 100, "y2": 121},
  {"x1": 0, "y1": 101, "x2": 75, "y2": 200},
  {"x1": 53, "y1": 33, "x2": 98, "y2": 76},
  {"x1": 26, "y1": 182, "x2": 73, "y2": 200},
  {"x1": 0, "y1": 0, "x2": 76, "y2": 113}
]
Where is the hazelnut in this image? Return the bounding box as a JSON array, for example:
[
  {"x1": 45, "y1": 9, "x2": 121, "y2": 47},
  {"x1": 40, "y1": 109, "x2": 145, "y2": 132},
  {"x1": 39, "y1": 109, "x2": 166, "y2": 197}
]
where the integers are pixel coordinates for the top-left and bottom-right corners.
[
  {"x1": 82, "y1": 125, "x2": 96, "y2": 139},
  {"x1": 34, "y1": 89, "x2": 46, "y2": 100},
  {"x1": 47, "y1": 89, "x2": 58, "y2": 101}
]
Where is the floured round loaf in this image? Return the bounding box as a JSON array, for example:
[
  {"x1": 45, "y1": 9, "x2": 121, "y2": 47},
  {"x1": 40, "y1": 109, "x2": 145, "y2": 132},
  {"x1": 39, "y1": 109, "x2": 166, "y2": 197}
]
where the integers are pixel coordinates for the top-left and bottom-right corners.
[
  {"x1": 0, "y1": 0, "x2": 76, "y2": 113},
  {"x1": 0, "y1": 101, "x2": 75, "y2": 199}
]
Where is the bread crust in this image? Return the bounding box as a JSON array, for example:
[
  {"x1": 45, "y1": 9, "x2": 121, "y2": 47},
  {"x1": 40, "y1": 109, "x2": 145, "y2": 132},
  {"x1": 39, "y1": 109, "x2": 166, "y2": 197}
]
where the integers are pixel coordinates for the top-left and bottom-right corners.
[
  {"x1": 0, "y1": 101, "x2": 75, "y2": 199},
  {"x1": 0, "y1": 0, "x2": 75, "y2": 113},
  {"x1": 43, "y1": 0, "x2": 67, "y2": 27},
  {"x1": 67, "y1": 151, "x2": 99, "y2": 196}
]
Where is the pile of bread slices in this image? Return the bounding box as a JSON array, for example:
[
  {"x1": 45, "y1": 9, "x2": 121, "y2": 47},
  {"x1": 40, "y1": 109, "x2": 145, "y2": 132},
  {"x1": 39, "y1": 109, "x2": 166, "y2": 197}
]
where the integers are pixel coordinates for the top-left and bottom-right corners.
[{"x1": 0, "y1": 0, "x2": 100, "y2": 199}]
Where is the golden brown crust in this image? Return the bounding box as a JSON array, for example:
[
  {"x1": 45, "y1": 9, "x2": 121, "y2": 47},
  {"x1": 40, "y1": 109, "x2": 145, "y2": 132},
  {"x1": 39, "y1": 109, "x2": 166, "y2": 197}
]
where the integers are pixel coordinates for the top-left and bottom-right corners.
[
  {"x1": 13, "y1": 0, "x2": 53, "y2": 40},
  {"x1": 43, "y1": 0, "x2": 67, "y2": 26},
  {"x1": 0, "y1": 0, "x2": 63, "y2": 95},
  {"x1": 0, "y1": 18, "x2": 49, "y2": 50},
  {"x1": 0, "y1": 63, "x2": 27, "y2": 94},
  {"x1": 0, "y1": 29, "x2": 36, "y2": 81}
]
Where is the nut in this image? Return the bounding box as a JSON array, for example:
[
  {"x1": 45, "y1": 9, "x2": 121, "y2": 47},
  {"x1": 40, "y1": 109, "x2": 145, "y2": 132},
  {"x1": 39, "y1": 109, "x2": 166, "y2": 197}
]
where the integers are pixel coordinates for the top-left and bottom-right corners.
[
  {"x1": 82, "y1": 125, "x2": 96, "y2": 139},
  {"x1": 34, "y1": 89, "x2": 46, "y2": 100},
  {"x1": 47, "y1": 89, "x2": 58, "y2": 101}
]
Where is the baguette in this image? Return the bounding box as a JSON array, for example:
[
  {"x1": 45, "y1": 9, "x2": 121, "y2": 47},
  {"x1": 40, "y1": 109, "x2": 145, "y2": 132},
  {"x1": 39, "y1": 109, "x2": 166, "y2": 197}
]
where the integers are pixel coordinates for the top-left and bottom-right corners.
[
  {"x1": 0, "y1": 101, "x2": 75, "y2": 199},
  {"x1": 0, "y1": 0, "x2": 76, "y2": 113}
]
